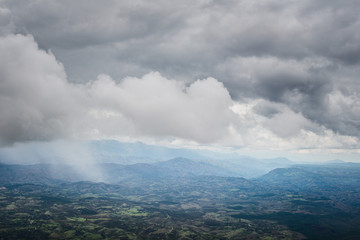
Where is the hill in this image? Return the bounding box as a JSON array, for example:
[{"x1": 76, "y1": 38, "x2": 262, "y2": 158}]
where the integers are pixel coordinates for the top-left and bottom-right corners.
[{"x1": 258, "y1": 163, "x2": 360, "y2": 190}]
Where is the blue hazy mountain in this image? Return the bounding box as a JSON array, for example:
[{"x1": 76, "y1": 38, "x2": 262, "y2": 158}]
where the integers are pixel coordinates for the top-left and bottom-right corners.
[
  {"x1": 0, "y1": 140, "x2": 294, "y2": 178},
  {"x1": 0, "y1": 163, "x2": 83, "y2": 185},
  {"x1": 89, "y1": 140, "x2": 241, "y2": 163},
  {"x1": 258, "y1": 163, "x2": 360, "y2": 190},
  {"x1": 89, "y1": 140, "x2": 293, "y2": 178},
  {"x1": 0, "y1": 157, "x2": 238, "y2": 184},
  {"x1": 153, "y1": 157, "x2": 237, "y2": 178},
  {"x1": 1, "y1": 159, "x2": 359, "y2": 189}
]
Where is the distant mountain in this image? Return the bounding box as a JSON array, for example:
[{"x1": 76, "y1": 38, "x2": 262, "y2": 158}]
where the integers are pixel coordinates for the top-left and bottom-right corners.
[
  {"x1": 99, "y1": 163, "x2": 169, "y2": 182},
  {"x1": 99, "y1": 158, "x2": 239, "y2": 183},
  {"x1": 258, "y1": 163, "x2": 360, "y2": 190},
  {"x1": 90, "y1": 141, "x2": 294, "y2": 178},
  {"x1": 2, "y1": 160, "x2": 360, "y2": 195},
  {"x1": 258, "y1": 167, "x2": 324, "y2": 190},
  {"x1": 153, "y1": 157, "x2": 237, "y2": 177},
  {"x1": 0, "y1": 164, "x2": 79, "y2": 185},
  {"x1": 89, "y1": 141, "x2": 210, "y2": 164},
  {"x1": 0, "y1": 140, "x2": 296, "y2": 178},
  {"x1": 0, "y1": 158, "x2": 239, "y2": 185},
  {"x1": 326, "y1": 159, "x2": 345, "y2": 164},
  {"x1": 205, "y1": 157, "x2": 293, "y2": 178}
]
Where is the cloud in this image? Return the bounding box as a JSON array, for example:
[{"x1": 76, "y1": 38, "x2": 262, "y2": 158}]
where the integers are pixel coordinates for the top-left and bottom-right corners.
[
  {"x1": 4, "y1": 0, "x2": 189, "y2": 49},
  {"x1": 0, "y1": 33, "x2": 236, "y2": 146},
  {"x1": 229, "y1": 99, "x2": 360, "y2": 152},
  {"x1": 0, "y1": 6, "x2": 14, "y2": 36},
  {"x1": 0, "y1": 140, "x2": 104, "y2": 181},
  {"x1": 86, "y1": 72, "x2": 236, "y2": 143},
  {"x1": 263, "y1": 108, "x2": 314, "y2": 139},
  {"x1": 3, "y1": 0, "x2": 360, "y2": 74},
  {"x1": 1, "y1": 0, "x2": 360, "y2": 157},
  {"x1": 4, "y1": 0, "x2": 359, "y2": 75},
  {"x1": 216, "y1": 56, "x2": 331, "y2": 100},
  {"x1": 0, "y1": 34, "x2": 85, "y2": 146},
  {"x1": 216, "y1": 55, "x2": 360, "y2": 139}
]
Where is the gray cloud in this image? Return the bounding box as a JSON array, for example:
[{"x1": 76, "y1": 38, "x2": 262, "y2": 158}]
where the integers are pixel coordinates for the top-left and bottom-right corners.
[
  {"x1": 4, "y1": 0, "x2": 190, "y2": 49},
  {"x1": 1, "y1": 0, "x2": 360, "y2": 147},
  {"x1": 0, "y1": 6, "x2": 14, "y2": 35},
  {"x1": 0, "y1": 34, "x2": 85, "y2": 146},
  {"x1": 0, "y1": 34, "x2": 236, "y2": 146},
  {"x1": 4, "y1": 0, "x2": 360, "y2": 70}
]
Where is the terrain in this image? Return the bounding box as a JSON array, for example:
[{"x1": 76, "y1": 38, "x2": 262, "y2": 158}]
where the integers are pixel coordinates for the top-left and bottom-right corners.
[{"x1": 1, "y1": 158, "x2": 360, "y2": 240}]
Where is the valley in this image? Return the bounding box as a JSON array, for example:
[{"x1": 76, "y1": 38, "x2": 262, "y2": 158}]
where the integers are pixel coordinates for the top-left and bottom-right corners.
[{"x1": 1, "y1": 160, "x2": 360, "y2": 239}]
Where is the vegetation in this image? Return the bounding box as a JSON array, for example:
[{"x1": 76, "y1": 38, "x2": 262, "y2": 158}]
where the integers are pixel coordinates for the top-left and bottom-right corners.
[{"x1": 0, "y1": 163, "x2": 360, "y2": 239}]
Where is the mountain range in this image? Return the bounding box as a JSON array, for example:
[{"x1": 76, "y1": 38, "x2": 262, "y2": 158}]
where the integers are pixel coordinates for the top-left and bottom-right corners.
[
  {"x1": 1, "y1": 157, "x2": 359, "y2": 191},
  {"x1": 0, "y1": 140, "x2": 294, "y2": 178}
]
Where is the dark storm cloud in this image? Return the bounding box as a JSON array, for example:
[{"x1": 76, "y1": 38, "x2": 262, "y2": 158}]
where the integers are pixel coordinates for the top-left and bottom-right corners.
[
  {"x1": 1, "y1": 0, "x2": 360, "y2": 142},
  {"x1": 4, "y1": 0, "x2": 360, "y2": 71},
  {"x1": 299, "y1": 0, "x2": 360, "y2": 65},
  {"x1": 4, "y1": 0, "x2": 189, "y2": 49}
]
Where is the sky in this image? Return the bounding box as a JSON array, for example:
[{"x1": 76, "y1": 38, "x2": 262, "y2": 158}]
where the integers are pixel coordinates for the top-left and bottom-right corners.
[{"x1": 0, "y1": 0, "x2": 360, "y2": 162}]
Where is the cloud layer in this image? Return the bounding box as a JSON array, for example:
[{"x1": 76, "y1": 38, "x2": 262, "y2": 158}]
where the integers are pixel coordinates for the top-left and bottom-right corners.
[
  {"x1": 1, "y1": 0, "x2": 360, "y2": 156},
  {"x1": 0, "y1": 34, "x2": 236, "y2": 146}
]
